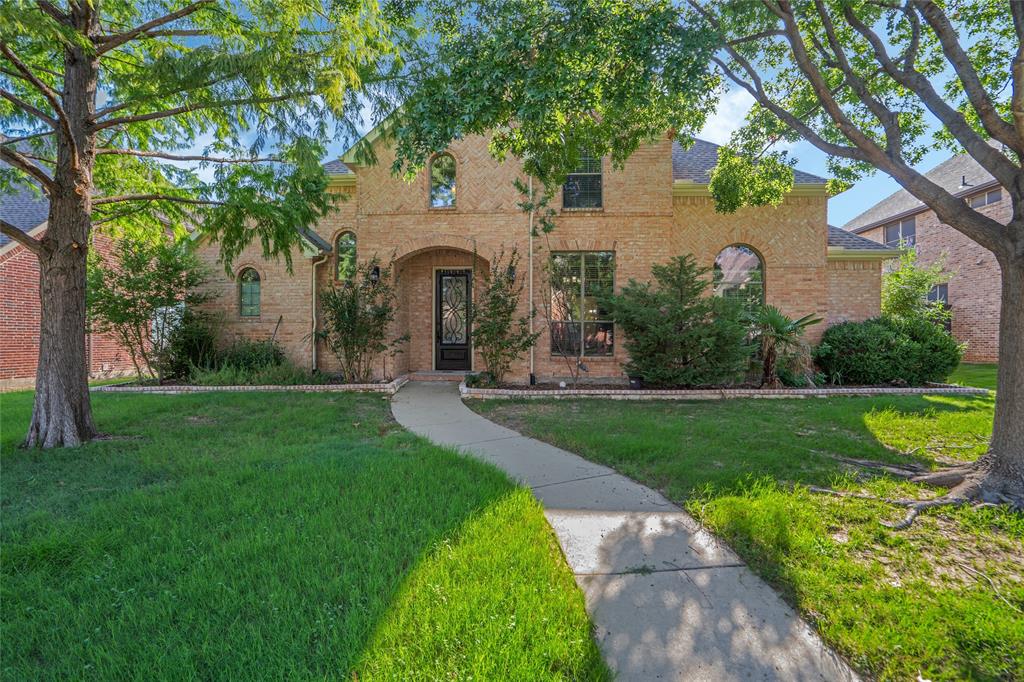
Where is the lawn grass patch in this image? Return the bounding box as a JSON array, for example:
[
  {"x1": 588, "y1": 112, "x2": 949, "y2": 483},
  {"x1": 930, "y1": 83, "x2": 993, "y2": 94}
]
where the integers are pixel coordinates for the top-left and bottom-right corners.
[
  {"x1": 474, "y1": 395, "x2": 1023, "y2": 681},
  {"x1": 1, "y1": 391, "x2": 607, "y2": 680},
  {"x1": 947, "y1": 362, "x2": 999, "y2": 391}
]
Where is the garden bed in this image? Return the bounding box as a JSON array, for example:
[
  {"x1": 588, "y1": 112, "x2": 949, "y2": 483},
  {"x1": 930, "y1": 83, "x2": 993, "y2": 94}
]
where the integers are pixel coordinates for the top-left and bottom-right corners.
[
  {"x1": 93, "y1": 375, "x2": 408, "y2": 395},
  {"x1": 460, "y1": 381, "x2": 987, "y2": 400}
]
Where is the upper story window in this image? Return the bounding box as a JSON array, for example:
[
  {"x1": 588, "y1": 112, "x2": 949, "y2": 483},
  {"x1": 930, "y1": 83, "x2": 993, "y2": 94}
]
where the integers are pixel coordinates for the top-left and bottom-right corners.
[
  {"x1": 713, "y1": 245, "x2": 765, "y2": 314},
  {"x1": 968, "y1": 187, "x2": 1002, "y2": 208},
  {"x1": 336, "y1": 231, "x2": 356, "y2": 280},
  {"x1": 549, "y1": 251, "x2": 614, "y2": 357},
  {"x1": 429, "y1": 153, "x2": 456, "y2": 208},
  {"x1": 563, "y1": 152, "x2": 602, "y2": 209},
  {"x1": 239, "y1": 268, "x2": 261, "y2": 318},
  {"x1": 883, "y1": 217, "x2": 916, "y2": 247}
]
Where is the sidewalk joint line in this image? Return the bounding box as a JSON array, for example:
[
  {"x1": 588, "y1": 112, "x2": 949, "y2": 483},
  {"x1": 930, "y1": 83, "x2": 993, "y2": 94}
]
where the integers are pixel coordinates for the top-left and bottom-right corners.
[
  {"x1": 530, "y1": 472, "x2": 616, "y2": 489},
  {"x1": 574, "y1": 562, "x2": 746, "y2": 577}
]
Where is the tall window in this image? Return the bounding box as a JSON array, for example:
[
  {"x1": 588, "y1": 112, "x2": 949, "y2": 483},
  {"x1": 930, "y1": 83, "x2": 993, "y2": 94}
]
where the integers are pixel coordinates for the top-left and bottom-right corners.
[
  {"x1": 928, "y1": 284, "x2": 951, "y2": 332},
  {"x1": 429, "y1": 153, "x2": 456, "y2": 208},
  {"x1": 336, "y1": 231, "x2": 356, "y2": 280},
  {"x1": 239, "y1": 268, "x2": 261, "y2": 318},
  {"x1": 713, "y1": 245, "x2": 764, "y2": 313},
  {"x1": 883, "y1": 216, "x2": 916, "y2": 247},
  {"x1": 549, "y1": 252, "x2": 614, "y2": 357},
  {"x1": 563, "y1": 152, "x2": 602, "y2": 209}
]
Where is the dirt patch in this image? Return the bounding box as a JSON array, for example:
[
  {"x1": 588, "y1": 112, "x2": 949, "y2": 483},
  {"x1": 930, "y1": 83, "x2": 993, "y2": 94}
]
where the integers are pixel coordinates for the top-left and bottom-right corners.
[{"x1": 185, "y1": 415, "x2": 217, "y2": 425}]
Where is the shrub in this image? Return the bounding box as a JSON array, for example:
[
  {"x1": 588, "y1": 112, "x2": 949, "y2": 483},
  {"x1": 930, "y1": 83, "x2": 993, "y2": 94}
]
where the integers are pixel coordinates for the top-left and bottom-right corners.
[
  {"x1": 473, "y1": 249, "x2": 540, "y2": 384},
  {"x1": 317, "y1": 256, "x2": 408, "y2": 383},
  {"x1": 882, "y1": 248, "x2": 951, "y2": 325},
  {"x1": 750, "y1": 305, "x2": 821, "y2": 388},
  {"x1": 152, "y1": 308, "x2": 219, "y2": 381},
  {"x1": 217, "y1": 338, "x2": 285, "y2": 372},
  {"x1": 190, "y1": 359, "x2": 327, "y2": 386},
  {"x1": 603, "y1": 254, "x2": 752, "y2": 388},
  {"x1": 814, "y1": 317, "x2": 962, "y2": 385}
]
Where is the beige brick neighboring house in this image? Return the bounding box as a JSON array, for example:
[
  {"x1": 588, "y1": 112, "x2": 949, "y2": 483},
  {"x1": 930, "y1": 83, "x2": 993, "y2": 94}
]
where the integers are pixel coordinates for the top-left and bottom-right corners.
[
  {"x1": 844, "y1": 147, "x2": 1008, "y2": 363},
  {"x1": 196, "y1": 131, "x2": 896, "y2": 383}
]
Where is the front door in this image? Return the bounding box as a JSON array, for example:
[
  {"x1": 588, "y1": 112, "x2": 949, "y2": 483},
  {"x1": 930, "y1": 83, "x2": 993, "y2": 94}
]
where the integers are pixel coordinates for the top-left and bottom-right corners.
[{"x1": 435, "y1": 269, "x2": 471, "y2": 370}]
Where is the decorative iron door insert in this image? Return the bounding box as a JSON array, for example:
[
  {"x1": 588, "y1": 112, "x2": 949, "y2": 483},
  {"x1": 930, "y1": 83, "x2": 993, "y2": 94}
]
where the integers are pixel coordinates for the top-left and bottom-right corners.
[{"x1": 435, "y1": 269, "x2": 471, "y2": 370}]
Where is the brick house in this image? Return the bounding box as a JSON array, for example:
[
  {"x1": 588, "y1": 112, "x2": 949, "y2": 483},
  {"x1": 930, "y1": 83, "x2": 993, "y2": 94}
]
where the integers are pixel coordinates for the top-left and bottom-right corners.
[
  {"x1": 0, "y1": 176, "x2": 135, "y2": 390},
  {"x1": 196, "y1": 132, "x2": 896, "y2": 383},
  {"x1": 843, "y1": 147, "x2": 1008, "y2": 363}
]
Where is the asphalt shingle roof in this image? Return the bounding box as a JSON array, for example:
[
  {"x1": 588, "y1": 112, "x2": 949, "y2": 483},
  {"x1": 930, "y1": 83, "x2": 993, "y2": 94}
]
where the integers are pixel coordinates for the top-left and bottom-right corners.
[
  {"x1": 0, "y1": 162, "x2": 49, "y2": 247},
  {"x1": 322, "y1": 159, "x2": 352, "y2": 175},
  {"x1": 671, "y1": 138, "x2": 828, "y2": 184},
  {"x1": 827, "y1": 225, "x2": 895, "y2": 251},
  {"x1": 843, "y1": 142, "x2": 1001, "y2": 233}
]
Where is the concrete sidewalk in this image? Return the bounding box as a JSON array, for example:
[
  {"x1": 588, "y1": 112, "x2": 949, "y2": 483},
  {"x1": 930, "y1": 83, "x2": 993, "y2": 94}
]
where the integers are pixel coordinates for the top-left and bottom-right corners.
[{"x1": 391, "y1": 382, "x2": 857, "y2": 681}]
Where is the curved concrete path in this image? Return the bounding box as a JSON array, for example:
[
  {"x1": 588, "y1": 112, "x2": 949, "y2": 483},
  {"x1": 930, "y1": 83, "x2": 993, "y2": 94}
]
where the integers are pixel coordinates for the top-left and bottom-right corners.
[{"x1": 392, "y1": 382, "x2": 858, "y2": 681}]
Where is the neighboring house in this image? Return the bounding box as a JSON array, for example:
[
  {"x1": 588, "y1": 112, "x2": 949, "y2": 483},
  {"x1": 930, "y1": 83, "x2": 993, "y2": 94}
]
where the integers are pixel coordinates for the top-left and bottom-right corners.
[
  {"x1": 843, "y1": 146, "x2": 1008, "y2": 363},
  {"x1": 195, "y1": 132, "x2": 896, "y2": 383},
  {"x1": 0, "y1": 173, "x2": 135, "y2": 390}
]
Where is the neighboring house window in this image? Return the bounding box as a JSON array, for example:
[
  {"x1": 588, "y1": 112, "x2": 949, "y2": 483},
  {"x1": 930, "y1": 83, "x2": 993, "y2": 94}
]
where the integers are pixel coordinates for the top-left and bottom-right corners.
[
  {"x1": 549, "y1": 251, "x2": 614, "y2": 357},
  {"x1": 239, "y1": 268, "x2": 261, "y2": 317},
  {"x1": 928, "y1": 284, "x2": 951, "y2": 332},
  {"x1": 336, "y1": 231, "x2": 356, "y2": 280},
  {"x1": 713, "y1": 245, "x2": 765, "y2": 313},
  {"x1": 883, "y1": 217, "x2": 916, "y2": 247},
  {"x1": 563, "y1": 152, "x2": 602, "y2": 209},
  {"x1": 968, "y1": 187, "x2": 1002, "y2": 208},
  {"x1": 429, "y1": 153, "x2": 456, "y2": 208}
]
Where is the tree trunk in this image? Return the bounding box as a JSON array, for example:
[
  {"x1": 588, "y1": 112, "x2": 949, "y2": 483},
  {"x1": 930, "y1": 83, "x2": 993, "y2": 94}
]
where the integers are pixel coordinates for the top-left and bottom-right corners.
[
  {"x1": 24, "y1": 7, "x2": 100, "y2": 448},
  {"x1": 985, "y1": 251, "x2": 1024, "y2": 494}
]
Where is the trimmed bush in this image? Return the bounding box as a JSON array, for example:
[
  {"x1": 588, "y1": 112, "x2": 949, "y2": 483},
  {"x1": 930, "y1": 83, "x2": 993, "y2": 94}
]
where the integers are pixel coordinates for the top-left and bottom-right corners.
[
  {"x1": 217, "y1": 339, "x2": 285, "y2": 372},
  {"x1": 814, "y1": 317, "x2": 961, "y2": 385}
]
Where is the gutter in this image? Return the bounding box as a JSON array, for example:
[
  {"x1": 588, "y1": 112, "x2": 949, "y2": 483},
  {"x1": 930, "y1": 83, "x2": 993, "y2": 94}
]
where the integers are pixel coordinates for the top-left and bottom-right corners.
[{"x1": 311, "y1": 252, "x2": 329, "y2": 372}]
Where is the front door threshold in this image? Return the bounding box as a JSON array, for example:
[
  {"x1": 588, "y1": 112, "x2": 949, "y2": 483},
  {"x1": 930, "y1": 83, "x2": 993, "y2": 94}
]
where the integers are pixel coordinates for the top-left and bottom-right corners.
[{"x1": 409, "y1": 371, "x2": 468, "y2": 382}]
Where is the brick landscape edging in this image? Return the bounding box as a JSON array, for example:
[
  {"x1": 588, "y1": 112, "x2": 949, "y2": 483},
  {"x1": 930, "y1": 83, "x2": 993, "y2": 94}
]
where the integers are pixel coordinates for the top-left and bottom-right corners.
[
  {"x1": 92, "y1": 375, "x2": 409, "y2": 395},
  {"x1": 459, "y1": 381, "x2": 988, "y2": 400}
]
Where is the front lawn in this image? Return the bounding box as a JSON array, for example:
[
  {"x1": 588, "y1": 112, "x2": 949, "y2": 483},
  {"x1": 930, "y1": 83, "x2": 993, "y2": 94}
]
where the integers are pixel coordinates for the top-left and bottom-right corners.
[
  {"x1": 1, "y1": 391, "x2": 608, "y2": 680},
  {"x1": 473, "y1": 395, "x2": 1023, "y2": 681},
  {"x1": 947, "y1": 362, "x2": 999, "y2": 391}
]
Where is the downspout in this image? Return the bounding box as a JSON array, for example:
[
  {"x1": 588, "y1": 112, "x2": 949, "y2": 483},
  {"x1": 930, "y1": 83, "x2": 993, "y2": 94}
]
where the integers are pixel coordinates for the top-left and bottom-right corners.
[
  {"x1": 311, "y1": 252, "x2": 329, "y2": 373},
  {"x1": 528, "y1": 176, "x2": 536, "y2": 385}
]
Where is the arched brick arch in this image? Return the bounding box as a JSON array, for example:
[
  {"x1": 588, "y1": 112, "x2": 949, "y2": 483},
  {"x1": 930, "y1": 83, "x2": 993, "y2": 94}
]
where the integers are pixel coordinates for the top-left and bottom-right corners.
[{"x1": 392, "y1": 233, "x2": 482, "y2": 263}]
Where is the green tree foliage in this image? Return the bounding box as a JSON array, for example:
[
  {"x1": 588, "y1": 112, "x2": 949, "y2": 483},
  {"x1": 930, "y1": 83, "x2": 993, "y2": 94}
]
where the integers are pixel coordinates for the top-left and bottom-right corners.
[
  {"x1": 882, "y1": 249, "x2": 951, "y2": 325},
  {"x1": 87, "y1": 236, "x2": 208, "y2": 382},
  {"x1": 604, "y1": 255, "x2": 751, "y2": 388},
  {"x1": 317, "y1": 257, "x2": 407, "y2": 383},
  {"x1": 750, "y1": 305, "x2": 820, "y2": 388},
  {"x1": 472, "y1": 249, "x2": 540, "y2": 385}
]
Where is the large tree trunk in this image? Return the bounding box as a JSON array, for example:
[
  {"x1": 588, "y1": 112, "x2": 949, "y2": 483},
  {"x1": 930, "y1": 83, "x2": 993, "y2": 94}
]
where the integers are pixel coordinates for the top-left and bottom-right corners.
[
  {"x1": 24, "y1": 7, "x2": 100, "y2": 448},
  {"x1": 985, "y1": 251, "x2": 1024, "y2": 493}
]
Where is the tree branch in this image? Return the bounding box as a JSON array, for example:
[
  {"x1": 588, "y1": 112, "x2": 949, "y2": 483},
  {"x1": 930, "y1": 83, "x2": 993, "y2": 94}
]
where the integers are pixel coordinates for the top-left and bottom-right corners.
[
  {"x1": 95, "y1": 148, "x2": 282, "y2": 163},
  {"x1": 0, "y1": 144, "x2": 54, "y2": 191},
  {"x1": 0, "y1": 42, "x2": 78, "y2": 168},
  {"x1": 93, "y1": 0, "x2": 214, "y2": 55},
  {"x1": 1, "y1": 218, "x2": 43, "y2": 255},
  {"x1": 35, "y1": 1, "x2": 68, "y2": 25},
  {"x1": 93, "y1": 193, "x2": 225, "y2": 206},
  {"x1": 0, "y1": 87, "x2": 57, "y2": 127},
  {"x1": 92, "y1": 92, "x2": 312, "y2": 131}
]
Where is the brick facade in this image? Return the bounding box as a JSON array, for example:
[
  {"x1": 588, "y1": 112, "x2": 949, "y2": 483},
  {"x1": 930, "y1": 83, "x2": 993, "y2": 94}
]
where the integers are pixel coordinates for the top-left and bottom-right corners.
[
  {"x1": 826, "y1": 259, "x2": 884, "y2": 326},
  {"x1": 857, "y1": 190, "x2": 1007, "y2": 363},
  {"x1": 197, "y1": 134, "x2": 887, "y2": 383},
  {"x1": 0, "y1": 229, "x2": 136, "y2": 390}
]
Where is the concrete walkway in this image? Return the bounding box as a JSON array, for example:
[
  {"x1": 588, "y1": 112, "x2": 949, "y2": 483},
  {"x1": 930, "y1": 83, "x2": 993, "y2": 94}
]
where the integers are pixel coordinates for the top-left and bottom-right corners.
[{"x1": 391, "y1": 382, "x2": 858, "y2": 681}]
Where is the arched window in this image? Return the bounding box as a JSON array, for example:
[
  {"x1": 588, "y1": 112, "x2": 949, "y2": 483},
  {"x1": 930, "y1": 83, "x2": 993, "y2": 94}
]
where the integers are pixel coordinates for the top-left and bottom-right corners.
[
  {"x1": 713, "y1": 245, "x2": 764, "y2": 312},
  {"x1": 429, "y1": 153, "x2": 456, "y2": 208},
  {"x1": 336, "y1": 231, "x2": 356, "y2": 280},
  {"x1": 238, "y1": 268, "x2": 261, "y2": 318}
]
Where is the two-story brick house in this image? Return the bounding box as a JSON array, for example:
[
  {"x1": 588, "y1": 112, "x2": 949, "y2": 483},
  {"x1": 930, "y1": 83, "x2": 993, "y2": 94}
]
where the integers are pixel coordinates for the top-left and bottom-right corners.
[
  {"x1": 196, "y1": 132, "x2": 896, "y2": 383},
  {"x1": 843, "y1": 147, "x2": 1008, "y2": 363}
]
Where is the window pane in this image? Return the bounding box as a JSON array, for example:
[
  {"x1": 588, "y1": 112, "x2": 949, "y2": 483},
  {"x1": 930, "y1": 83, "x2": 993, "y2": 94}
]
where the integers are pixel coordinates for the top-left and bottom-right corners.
[
  {"x1": 563, "y1": 173, "x2": 602, "y2": 209},
  {"x1": 549, "y1": 253, "x2": 582, "y2": 321},
  {"x1": 713, "y1": 245, "x2": 764, "y2": 312},
  {"x1": 901, "y1": 221, "x2": 916, "y2": 246},
  {"x1": 884, "y1": 224, "x2": 900, "y2": 246},
  {"x1": 583, "y1": 322, "x2": 614, "y2": 356},
  {"x1": 583, "y1": 251, "x2": 614, "y2": 320},
  {"x1": 430, "y1": 154, "x2": 456, "y2": 208},
  {"x1": 239, "y1": 268, "x2": 260, "y2": 317},
  {"x1": 550, "y1": 321, "x2": 581, "y2": 356},
  {"x1": 987, "y1": 188, "x2": 1002, "y2": 205},
  {"x1": 575, "y1": 152, "x2": 601, "y2": 174},
  {"x1": 336, "y1": 232, "x2": 356, "y2": 280}
]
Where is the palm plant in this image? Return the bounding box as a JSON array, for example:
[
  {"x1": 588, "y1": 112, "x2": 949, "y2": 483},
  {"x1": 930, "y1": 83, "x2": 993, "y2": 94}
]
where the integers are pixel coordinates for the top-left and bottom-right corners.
[{"x1": 751, "y1": 306, "x2": 821, "y2": 388}]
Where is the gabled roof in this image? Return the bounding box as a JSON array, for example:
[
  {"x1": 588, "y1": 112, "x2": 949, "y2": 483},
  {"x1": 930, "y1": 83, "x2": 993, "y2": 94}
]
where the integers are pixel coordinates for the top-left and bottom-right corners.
[
  {"x1": 0, "y1": 161, "x2": 49, "y2": 247},
  {"x1": 843, "y1": 142, "x2": 1001, "y2": 233},
  {"x1": 827, "y1": 225, "x2": 897, "y2": 253},
  {"x1": 671, "y1": 139, "x2": 828, "y2": 185},
  {"x1": 322, "y1": 159, "x2": 352, "y2": 175}
]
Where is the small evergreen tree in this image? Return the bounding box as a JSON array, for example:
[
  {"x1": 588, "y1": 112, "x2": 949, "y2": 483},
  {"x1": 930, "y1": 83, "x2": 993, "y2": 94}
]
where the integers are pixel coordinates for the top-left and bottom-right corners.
[
  {"x1": 882, "y1": 249, "x2": 951, "y2": 325},
  {"x1": 604, "y1": 255, "x2": 751, "y2": 388},
  {"x1": 473, "y1": 249, "x2": 540, "y2": 385},
  {"x1": 87, "y1": 237, "x2": 208, "y2": 382},
  {"x1": 317, "y1": 257, "x2": 407, "y2": 383}
]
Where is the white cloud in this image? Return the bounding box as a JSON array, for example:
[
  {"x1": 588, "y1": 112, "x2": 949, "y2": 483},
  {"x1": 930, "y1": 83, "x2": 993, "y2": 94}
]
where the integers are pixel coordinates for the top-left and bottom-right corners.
[{"x1": 698, "y1": 89, "x2": 754, "y2": 145}]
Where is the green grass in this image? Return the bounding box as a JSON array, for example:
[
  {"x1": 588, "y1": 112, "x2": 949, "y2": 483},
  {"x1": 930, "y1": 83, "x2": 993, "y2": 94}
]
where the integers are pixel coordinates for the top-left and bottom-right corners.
[
  {"x1": 947, "y1": 362, "x2": 999, "y2": 391},
  {"x1": 473, "y1": 395, "x2": 1024, "y2": 681},
  {"x1": 1, "y1": 391, "x2": 608, "y2": 680}
]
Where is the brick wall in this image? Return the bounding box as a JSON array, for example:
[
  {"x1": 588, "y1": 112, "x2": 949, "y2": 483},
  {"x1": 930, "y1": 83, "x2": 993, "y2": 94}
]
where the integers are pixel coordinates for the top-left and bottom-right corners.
[
  {"x1": 1, "y1": 230, "x2": 136, "y2": 389},
  {"x1": 826, "y1": 259, "x2": 883, "y2": 325},
  {"x1": 197, "y1": 134, "x2": 882, "y2": 382},
  {"x1": 858, "y1": 190, "x2": 1006, "y2": 363}
]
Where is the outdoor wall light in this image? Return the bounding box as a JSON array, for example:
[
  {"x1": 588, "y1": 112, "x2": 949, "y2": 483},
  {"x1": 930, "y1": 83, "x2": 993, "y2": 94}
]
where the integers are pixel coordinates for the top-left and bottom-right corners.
[{"x1": 369, "y1": 265, "x2": 381, "y2": 283}]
